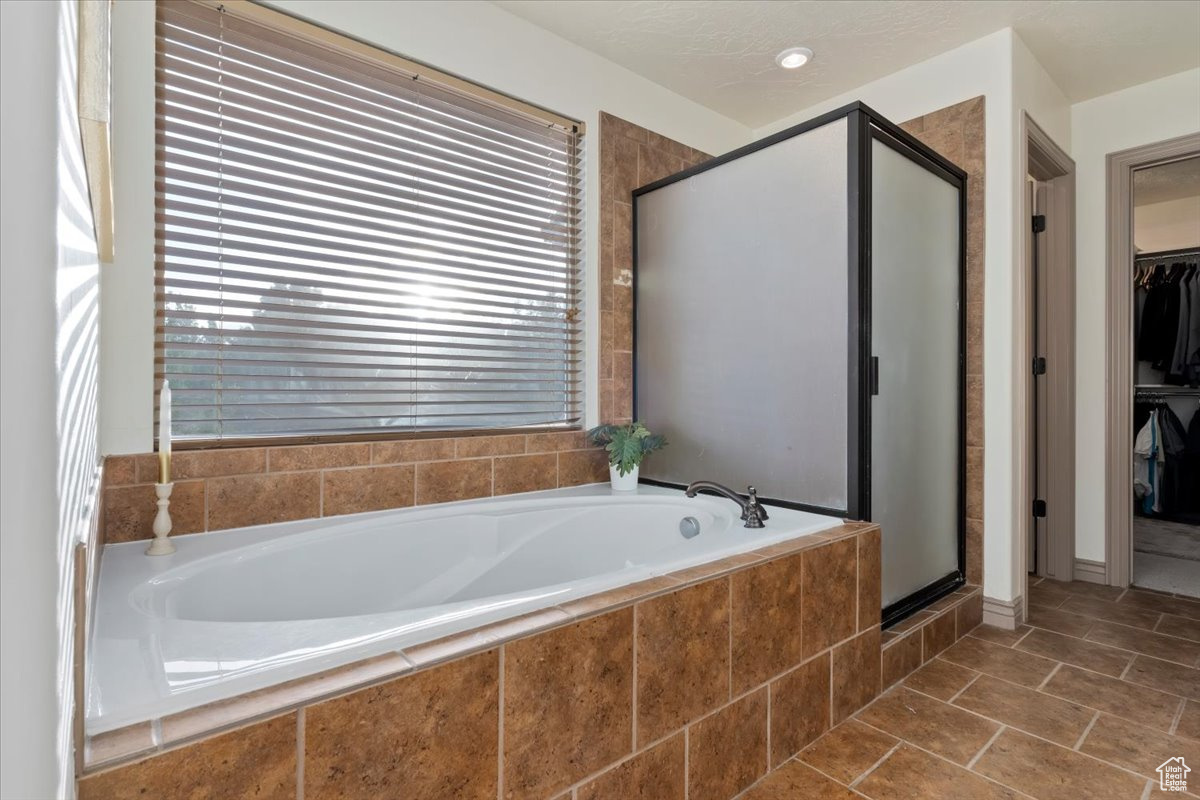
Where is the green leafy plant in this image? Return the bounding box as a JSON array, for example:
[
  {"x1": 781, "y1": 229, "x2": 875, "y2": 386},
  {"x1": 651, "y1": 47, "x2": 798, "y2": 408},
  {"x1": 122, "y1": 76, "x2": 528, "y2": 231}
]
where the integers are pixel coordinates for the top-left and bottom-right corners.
[{"x1": 586, "y1": 421, "x2": 667, "y2": 476}]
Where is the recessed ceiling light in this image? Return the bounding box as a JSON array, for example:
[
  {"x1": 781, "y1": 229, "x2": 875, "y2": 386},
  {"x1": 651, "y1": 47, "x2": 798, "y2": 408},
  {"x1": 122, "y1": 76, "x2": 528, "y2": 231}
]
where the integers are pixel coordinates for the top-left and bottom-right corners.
[{"x1": 776, "y1": 47, "x2": 813, "y2": 70}]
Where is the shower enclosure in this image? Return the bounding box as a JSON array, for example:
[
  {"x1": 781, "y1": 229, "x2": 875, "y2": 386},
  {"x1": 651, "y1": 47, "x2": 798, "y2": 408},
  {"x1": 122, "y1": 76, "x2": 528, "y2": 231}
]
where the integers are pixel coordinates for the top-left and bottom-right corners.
[{"x1": 633, "y1": 102, "x2": 966, "y2": 625}]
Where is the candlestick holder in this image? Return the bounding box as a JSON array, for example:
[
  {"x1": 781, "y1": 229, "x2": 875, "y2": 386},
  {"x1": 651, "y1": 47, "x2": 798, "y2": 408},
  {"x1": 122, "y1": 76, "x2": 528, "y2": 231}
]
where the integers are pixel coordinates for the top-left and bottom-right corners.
[{"x1": 146, "y1": 482, "x2": 176, "y2": 556}]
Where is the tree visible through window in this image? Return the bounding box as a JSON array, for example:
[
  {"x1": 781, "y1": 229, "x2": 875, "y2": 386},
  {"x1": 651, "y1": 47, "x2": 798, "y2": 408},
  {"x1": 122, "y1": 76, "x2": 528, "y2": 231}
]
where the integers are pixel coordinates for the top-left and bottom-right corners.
[{"x1": 155, "y1": 0, "x2": 583, "y2": 442}]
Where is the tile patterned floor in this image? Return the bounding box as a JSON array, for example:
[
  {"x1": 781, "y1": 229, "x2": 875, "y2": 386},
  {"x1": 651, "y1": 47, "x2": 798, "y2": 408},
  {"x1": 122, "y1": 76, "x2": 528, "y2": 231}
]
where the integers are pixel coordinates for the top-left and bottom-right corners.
[{"x1": 743, "y1": 579, "x2": 1200, "y2": 799}]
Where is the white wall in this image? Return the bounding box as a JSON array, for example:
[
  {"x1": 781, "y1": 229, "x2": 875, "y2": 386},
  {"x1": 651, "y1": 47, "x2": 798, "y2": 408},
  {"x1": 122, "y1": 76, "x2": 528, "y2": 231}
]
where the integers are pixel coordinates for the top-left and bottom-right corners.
[
  {"x1": 1135, "y1": 196, "x2": 1200, "y2": 252},
  {"x1": 99, "y1": 0, "x2": 752, "y2": 455},
  {"x1": 757, "y1": 29, "x2": 1075, "y2": 605},
  {"x1": 1072, "y1": 69, "x2": 1200, "y2": 562},
  {"x1": 1, "y1": 1, "x2": 102, "y2": 797}
]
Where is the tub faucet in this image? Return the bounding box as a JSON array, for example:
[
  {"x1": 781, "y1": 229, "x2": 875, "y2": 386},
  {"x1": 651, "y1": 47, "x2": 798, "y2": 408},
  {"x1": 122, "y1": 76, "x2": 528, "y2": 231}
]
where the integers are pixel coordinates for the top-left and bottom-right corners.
[{"x1": 685, "y1": 481, "x2": 769, "y2": 528}]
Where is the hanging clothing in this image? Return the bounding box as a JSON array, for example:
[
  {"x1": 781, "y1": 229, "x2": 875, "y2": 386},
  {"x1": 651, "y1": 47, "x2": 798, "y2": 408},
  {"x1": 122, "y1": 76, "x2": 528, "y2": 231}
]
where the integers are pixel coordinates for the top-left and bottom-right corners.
[
  {"x1": 1137, "y1": 265, "x2": 1175, "y2": 364},
  {"x1": 1158, "y1": 404, "x2": 1189, "y2": 513},
  {"x1": 1169, "y1": 269, "x2": 1193, "y2": 378},
  {"x1": 1187, "y1": 270, "x2": 1200, "y2": 385},
  {"x1": 1134, "y1": 411, "x2": 1164, "y2": 513}
]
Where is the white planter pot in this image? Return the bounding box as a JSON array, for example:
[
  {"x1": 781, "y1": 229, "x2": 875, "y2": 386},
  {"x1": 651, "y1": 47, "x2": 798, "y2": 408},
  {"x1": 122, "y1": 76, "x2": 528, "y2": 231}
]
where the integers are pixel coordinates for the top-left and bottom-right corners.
[{"x1": 609, "y1": 463, "x2": 639, "y2": 492}]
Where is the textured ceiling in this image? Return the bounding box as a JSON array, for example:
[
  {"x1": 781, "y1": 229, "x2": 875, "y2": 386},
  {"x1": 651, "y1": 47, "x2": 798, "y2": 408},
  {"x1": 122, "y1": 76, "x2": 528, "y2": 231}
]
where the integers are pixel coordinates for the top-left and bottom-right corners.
[
  {"x1": 1135, "y1": 156, "x2": 1200, "y2": 206},
  {"x1": 492, "y1": 0, "x2": 1200, "y2": 128}
]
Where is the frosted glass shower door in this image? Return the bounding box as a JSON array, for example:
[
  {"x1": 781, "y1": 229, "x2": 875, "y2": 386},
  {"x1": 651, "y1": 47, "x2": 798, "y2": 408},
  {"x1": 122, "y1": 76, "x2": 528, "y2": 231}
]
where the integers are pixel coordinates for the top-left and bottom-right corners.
[
  {"x1": 870, "y1": 136, "x2": 963, "y2": 609},
  {"x1": 634, "y1": 118, "x2": 851, "y2": 512}
]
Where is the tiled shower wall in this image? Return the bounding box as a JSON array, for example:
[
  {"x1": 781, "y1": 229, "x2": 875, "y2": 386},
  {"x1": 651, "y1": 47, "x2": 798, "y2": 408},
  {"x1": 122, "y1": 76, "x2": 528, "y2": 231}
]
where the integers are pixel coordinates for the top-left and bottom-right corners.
[
  {"x1": 98, "y1": 113, "x2": 708, "y2": 544},
  {"x1": 597, "y1": 112, "x2": 712, "y2": 424},
  {"x1": 899, "y1": 97, "x2": 987, "y2": 586},
  {"x1": 79, "y1": 525, "x2": 882, "y2": 800}
]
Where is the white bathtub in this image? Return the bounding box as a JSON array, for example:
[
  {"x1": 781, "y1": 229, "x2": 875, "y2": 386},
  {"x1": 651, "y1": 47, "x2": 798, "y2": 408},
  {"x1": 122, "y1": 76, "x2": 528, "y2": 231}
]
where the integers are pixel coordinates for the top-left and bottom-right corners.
[{"x1": 86, "y1": 484, "x2": 841, "y2": 734}]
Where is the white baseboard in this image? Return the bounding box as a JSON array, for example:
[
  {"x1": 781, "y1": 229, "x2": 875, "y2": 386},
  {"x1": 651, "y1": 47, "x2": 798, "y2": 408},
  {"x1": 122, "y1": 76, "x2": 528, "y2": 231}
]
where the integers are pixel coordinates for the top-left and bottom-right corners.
[
  {"x1": 1074, "y1": 558, "x2": 1107, "y2": 585},
  {"x1": 982, "y1": 595, "x2": 1023, "y2": 631}
]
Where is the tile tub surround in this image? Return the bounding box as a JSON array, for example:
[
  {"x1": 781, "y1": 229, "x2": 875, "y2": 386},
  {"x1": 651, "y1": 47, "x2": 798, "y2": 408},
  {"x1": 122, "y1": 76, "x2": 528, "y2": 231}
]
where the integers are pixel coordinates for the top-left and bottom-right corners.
[
  {"x1": 80, "y1": 523, "x2": 883, "y2": 800},
  {"x1": 100, "y1": 433, "x2": 609, "y2": 542},
  {"x1": 879, "y1": 585, "x2": 984, "y2": 689}
]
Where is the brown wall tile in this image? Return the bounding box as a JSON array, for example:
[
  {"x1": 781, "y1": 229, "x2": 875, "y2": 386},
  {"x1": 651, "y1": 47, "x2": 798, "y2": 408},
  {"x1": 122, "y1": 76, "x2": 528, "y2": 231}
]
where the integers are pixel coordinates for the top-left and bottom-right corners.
[
  {"x1": 305, "y1": 651, "x2": 498, "y2": 800},
  {"x1": 769, "y1": 652, "x2": 830, "y2": 766},
  {"x1": 504, "y1": 609, "x2": 633, "y2": 799},
  {"x1": 558, "y1": 448, "x2": 609, "y2": 487},
  {"x1": 857, "y1": 528, "x2": 882, "y2": 631},
  {"x1": 923, "y1": 610, "x2": 958, "y2": 659},
  {"x1": 687, "y1": 688, "x2": 768, "y2": 800},
  {"x1": 172, "y1": 447, "x2": 266, "y2": 480},
  {"x1": 103, "y1": 455, "x2": 138, "y2": 486},
  {"x1": 831, "y1": 626, "x2": 882, "y2": 724},
  {"x1": 103, "y1": 480, "x2": 205, "y2": 543},
  {"x1": 371, "y1": 438, "x2": 456, "y2": 464},
  {"x1": 957, "y1": 591, "x2": 984, "y2": 636},
  {"x1": 577, "y1": 734, "x2": 685, "y2": 800},
  {"x1": 79, "y1": 713, "x2": 296, "y2": 800},
  {"x1": 322, "y1": 464, "x2": 415, "y2": 517},
  {"x1": 802, "y1": 538, "x2": 857, "y2": 658},
  {"x1": 636, "y1": 579, "x2": 730, "y2": 745},
  {"x1": 494, "y1": 453, "x2": 558, "y2": 496},
  {"x1": 882, "y1": 631, "x2": 923, "y2": 689},
  {"x1": 526, "y1": 430, "x2": 586, "y2": 453},
  {"x1": 208, "y1": 472, "x2": 320, "y2": 531},
  {"x1": 455, "y1": 434, "x2": 526, "y2": 458},
  {"x1": 731, "y1": 553, "x2": 804, "y2": 694},
  {"x1": 268, "y1": 443, "x2": 369, "y2": 471},
  {"x1": 415, "y1": 458, "x2": 492, "y2": 505}
]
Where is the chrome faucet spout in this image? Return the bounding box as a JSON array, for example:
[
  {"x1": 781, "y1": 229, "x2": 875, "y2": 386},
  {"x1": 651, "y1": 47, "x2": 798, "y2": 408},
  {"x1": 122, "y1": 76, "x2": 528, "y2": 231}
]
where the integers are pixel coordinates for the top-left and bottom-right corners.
[{"x1": 684, "y1": 481, "x2": 769, "y2": 528}]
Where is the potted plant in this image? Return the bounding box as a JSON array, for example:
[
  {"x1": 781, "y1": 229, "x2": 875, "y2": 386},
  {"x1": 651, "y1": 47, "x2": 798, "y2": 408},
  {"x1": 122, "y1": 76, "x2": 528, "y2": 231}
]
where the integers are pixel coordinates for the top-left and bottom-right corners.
[{"x1": 586, "y1": 421, "x2": 667, "y2": 492}]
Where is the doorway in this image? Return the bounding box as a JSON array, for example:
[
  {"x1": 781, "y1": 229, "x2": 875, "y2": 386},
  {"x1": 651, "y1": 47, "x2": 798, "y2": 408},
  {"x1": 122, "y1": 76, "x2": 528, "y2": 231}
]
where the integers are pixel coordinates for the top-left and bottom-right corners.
[
  {"x1": 1021, "y1": 115, "x2": 1077, "y2": 587},
  {"x1": 1105, "y1": 132, "x2": 1200, "y2": 595},
  {"x1": 1128, "y1": 158, "x2": 1200, "y2": 595}
]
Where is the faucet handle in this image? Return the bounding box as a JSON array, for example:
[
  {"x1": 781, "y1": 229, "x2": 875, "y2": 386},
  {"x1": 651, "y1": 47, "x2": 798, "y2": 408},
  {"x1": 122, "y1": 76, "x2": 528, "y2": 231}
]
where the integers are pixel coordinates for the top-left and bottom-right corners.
[{"x1": 746, "y1": 486, "x2": 769, "y2": 521}]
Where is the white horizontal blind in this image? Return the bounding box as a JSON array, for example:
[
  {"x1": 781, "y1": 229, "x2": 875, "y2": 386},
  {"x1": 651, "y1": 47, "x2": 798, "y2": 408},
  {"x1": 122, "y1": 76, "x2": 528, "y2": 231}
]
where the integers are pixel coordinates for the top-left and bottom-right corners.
[{"x1": 154, "y1": 1, "x2": 583, "y2": 442}]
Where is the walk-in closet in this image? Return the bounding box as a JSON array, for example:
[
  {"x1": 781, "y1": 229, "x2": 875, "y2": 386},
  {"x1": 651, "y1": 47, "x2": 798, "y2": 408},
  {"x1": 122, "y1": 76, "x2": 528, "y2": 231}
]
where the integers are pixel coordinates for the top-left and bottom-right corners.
[{"x1": 1131, "y1": 156, "x2": 1200, "y2": 596}]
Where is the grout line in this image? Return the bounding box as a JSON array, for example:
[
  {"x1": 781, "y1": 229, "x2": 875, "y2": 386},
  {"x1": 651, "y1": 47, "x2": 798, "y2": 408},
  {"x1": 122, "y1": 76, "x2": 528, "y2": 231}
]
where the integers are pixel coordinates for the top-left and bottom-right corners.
[
  {"x1": 497, "y1": 646, "x2": 505, "y2": 800},
  {"x1": 728, "y1": 579, "x2": 733, "y2": 702},
  {"x1": 631, "y1": 604, "x2": 639, "y2": 751},
  {"x1": 683, "y1": 727, "x2": 689, "y2": 800},
  {"x1": 1011, "y1": 626, "x2": 1037, "y2": 648},
  {"x1": 1035, "y1": 661, "x2": 1063, "y2": 691},
  {"x1": 1072, "y1": 710, "x2": 1100, "y2": 751},
  {"x1": 1169, "y1": 696, "x2": 1186, "y2": 735},
  {"x1": 965, "y1": 724, "x2": 1006, "y2": 770},
  {"x1": 947, "y1": 672, "x2": 981, "y2": 704},
  {"x1": 1140, "y1": 777, "x2": 1154, "y2": 800},
  {"x1": 848, "y1": 740, "x2": 903, "y2": 789},
  {"x1": 896, "y1": 684, "x2": 1162, "y2": 786},
  {"x1": 1119, "y1": 656, "x2": 1136, "y2": 680},
  {"x1": 766, "y1": 683, "x2": 771, "y2": 773},
  {"x1": 295, "y1": 707, "x2": 305, "y2": 800}
]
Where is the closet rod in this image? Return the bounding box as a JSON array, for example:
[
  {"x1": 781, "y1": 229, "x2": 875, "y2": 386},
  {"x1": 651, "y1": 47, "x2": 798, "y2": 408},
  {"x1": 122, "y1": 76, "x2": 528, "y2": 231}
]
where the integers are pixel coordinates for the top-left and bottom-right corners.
[
  {"x1": 1135, "y1": 385, "x2": 1200, "y2": 397},
  {"x1": 1135, "y1": 246, "x2": 1200, "y2": 261}
]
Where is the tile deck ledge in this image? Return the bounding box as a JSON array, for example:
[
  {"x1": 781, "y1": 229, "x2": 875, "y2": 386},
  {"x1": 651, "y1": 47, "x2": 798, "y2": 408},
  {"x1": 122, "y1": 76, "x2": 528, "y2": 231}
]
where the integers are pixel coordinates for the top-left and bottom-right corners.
[{"x1": 82, "y1": 520, "x2": 878, "y2": 775}]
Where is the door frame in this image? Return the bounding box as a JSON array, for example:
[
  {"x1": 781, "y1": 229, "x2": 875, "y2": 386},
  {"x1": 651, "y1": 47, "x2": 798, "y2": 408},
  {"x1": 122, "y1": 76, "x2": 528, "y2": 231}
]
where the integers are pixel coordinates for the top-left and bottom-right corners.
[
  {"x1": 1104, "y1": 131, "x2": 1200, "y2": 587},
  {"x1": 1017, "y1": 114, "x2": 1077, "y2": 590}
]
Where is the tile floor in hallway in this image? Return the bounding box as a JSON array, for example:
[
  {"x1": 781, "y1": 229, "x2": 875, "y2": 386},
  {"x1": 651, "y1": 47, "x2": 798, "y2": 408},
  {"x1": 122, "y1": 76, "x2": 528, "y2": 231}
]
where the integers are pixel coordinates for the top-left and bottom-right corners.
[{"x1": 744, "y1": 578, "x2": 1200, "y2": 799}]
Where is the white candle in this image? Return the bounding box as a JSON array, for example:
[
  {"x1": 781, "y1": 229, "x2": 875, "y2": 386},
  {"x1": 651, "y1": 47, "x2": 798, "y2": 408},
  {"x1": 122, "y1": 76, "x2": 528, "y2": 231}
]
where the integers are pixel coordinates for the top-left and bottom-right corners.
[{"x1": 158, "y1": 380, "x2": 172, "y2": 484}]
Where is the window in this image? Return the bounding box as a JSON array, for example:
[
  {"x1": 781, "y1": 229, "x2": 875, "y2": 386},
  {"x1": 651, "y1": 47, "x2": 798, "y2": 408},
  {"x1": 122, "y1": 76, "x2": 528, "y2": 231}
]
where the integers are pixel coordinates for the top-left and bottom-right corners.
[{"x1": 155, "y1": 0, "x2": 583, "y2": 443}]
